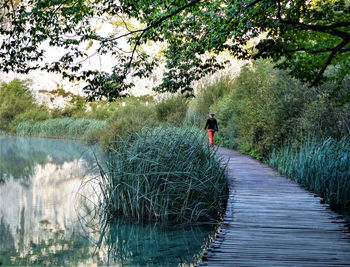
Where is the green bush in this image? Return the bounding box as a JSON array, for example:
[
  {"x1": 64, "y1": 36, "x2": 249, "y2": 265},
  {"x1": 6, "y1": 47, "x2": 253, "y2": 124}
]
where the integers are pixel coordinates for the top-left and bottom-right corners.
[
  {"x1": 0, "y1": 79, "x2": 37, "y2": 132},
  {"x1": 199, "y1": 59, "x2": 350, "y2": 159},
  {"x1": 50, "y1": 107, "x2": 66, "y2": 119},
  {"x1": 99, "y1": 101, "x2": 159, "y2": 149},
  {"x1": 84, "y1": 96, "x2": 154, "y2": 121},
  {"x1": 297, "y1": 84, "x2": 350, "y2": 141},
  {"x1": 192, "y1": 75, "x2": 233, "y2": 117},
  {"x1": 209, "y1": 95, "x2": 237, "y2": 148},
  {"x1": 9, "y1": 107, "x2": 50, "y2": 133},
  {"x1": 99, "y1": 96, "x2": 190, "y2": 149},
  {"x1": 57, "y1": 101, "x2": 86, "y2": 118},
  {"x1": 155, "y1": 96, "x2": 189, "y2": 125},
  {"x1": 86, "y1": 102, "x2": 113, "y2": 120},
  {"x1": 219, "y1": 59, "x2": 310, "y2": 158},
  {"x1": 269, "y1": 138, "x2": 350, "y2": 212},
  {"x1": 187, "y1": 75, "x2": 234, "y2": 128},
  {"x1": 0, "y1": 85, "x2": 190, "y2": 146},
  {"x1": 98, "y1": 126, "x2": 228, "y2": 223}
]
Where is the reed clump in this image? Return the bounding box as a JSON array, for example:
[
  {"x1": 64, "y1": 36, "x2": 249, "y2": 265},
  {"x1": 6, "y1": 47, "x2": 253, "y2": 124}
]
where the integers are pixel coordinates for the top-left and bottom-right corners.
[
  {"x1": 16, "y1": 118, "x2": 107, "y2": 140},
  {"x1": 98, "y1": 126, "x2": 228, "y2": 223},
  {"x1": 269, "y1": 138, "x2": 350, "y2": 211}
]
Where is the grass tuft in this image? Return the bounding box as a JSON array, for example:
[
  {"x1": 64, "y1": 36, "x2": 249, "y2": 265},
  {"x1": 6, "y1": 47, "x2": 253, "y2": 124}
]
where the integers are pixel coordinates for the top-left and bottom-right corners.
[
  {"x1": 97, "y1": 126, "x2": 228, "y2": 223},
  {"x1": 269, "y1": 137, "x2": 350, "y2": 211},
  {"x1": 16, "y1": 118, "x2": 107, "y2": 141}
]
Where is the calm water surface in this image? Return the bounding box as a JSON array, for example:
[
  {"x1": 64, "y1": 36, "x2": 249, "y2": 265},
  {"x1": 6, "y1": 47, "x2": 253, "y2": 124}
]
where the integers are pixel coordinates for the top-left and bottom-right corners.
[{"x1": 0, "y1": 136, "x2": 216, "y2": 266}]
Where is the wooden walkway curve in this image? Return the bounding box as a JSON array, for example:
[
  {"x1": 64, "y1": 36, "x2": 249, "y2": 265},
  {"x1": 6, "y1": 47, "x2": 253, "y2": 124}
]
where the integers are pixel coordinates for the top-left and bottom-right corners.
[{"x1": 198, "y1": 147, "x2": 350, "y2": 266}]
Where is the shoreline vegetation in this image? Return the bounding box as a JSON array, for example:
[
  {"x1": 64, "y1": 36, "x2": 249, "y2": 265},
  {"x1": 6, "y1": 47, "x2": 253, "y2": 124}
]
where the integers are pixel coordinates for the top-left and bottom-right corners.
[
  {"x1": 17, "y1": 118, "x2": 107, "y2": 140},
  {"x1": 97, "y1": 127, "x2": 228, "y2": 223},
  {"x1": 1, "y1": 58, "x2": 349, "y2": 218},
  {"x1": 269, "y1": 138, "x2": 350, "y2": 212},
  {"x1": 0, "y1": 78, "x2": 229, "y2": 224}
]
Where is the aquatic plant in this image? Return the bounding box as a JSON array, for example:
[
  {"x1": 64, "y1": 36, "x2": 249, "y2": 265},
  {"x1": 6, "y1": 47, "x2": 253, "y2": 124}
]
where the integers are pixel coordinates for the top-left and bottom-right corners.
[
  {"x1": 269, "y1": 137, "x2": 350, "y2": 211},
  {"x1": 16, "y1": 118, "x2": 107, "y2": 141},
  {"x1": 97, "y1": 126, "x2": 228, "y2": 223}
]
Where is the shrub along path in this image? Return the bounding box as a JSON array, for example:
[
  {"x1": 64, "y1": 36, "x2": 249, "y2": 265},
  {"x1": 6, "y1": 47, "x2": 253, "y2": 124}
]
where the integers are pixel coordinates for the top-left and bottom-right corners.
[{"x1": 198, "y1": 147, "x2": 350, "y2": 266}]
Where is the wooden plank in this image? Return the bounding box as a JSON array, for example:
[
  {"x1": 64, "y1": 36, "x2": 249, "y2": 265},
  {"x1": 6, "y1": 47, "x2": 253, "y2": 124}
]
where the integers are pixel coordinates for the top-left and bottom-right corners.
[{"x1": 197, "y1": 147, "x2": 350, "y2": 266}]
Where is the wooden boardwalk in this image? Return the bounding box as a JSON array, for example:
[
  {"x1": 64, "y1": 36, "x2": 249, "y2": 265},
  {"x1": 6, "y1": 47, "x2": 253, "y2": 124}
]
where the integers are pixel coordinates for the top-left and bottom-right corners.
[{"x1": 198, "y1": 147, "x2": 350, "y2": 266}]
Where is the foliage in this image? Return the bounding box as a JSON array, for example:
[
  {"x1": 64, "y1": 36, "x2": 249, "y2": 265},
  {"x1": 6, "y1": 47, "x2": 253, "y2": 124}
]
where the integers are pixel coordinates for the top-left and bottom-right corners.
[
  {"x1": 297, "y1": 82, "x2": 350, "y2": 140},
  {"x1": 98, "y1": 101, "x2": 159, "y2": 149},
  {"x1": 49, "y1": 97, "x2": 87, "y2": 119},
  {"x1": 85, "y1": 102, "x2": 114, "y2": 120},
  {"x1": 9, "y1": 107, "x2": 50, "y2": 133},
  {"x1": 0, "y1": 79, "x2": 187, "y2": 147},
  {"x1": 16, "y1": 118, "x2": 107, "y2": 140},
  {"x1": 1, "y1": 0, "x2": 348, "y2": 101},
  {"x1": 0, "y1": 79, "x2": 37, "y2": 132},
  {"x1": 97, "y1": 97, "x2": 190, "y2": 149},
  {"x1": 97, "y1": 126, "x2": 228, "y2": 223},
  {"x1": 209, "y1": 96, "x2": 237, "y2": 149},
  {"x1": 50, "y1": 107, "x2": 73, "y2": 119},
  {"x1": 191, "y1": 75, "x2": 233, "y2": 122},
  {"x1": 48, "y1": 95, "x2": 153, "y2": 120},
  {"x1": 269, "y1": 138, "x2": 350, "y2": 212},
  {"x1": 184, "y1": 74, "x2": 234, "y2": 132},
  {"x1": 210, "y1": 60, "x2": 308, "y2": 158},
  {"x1": 202, "y1": 59, "x2": 350, "y2": 159},
  {"x1": 155, "y1": 95, "x2": 189, "y2": 125},
  {"x1": 85, "y1": 95, "x2": 154, "y2": 120}
]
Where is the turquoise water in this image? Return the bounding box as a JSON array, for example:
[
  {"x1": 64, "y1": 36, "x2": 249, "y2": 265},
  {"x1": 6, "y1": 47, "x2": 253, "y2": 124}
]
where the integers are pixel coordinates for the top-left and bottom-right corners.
[{"x1": 0, "y1": 136, "x2": 216, "y2": 266}]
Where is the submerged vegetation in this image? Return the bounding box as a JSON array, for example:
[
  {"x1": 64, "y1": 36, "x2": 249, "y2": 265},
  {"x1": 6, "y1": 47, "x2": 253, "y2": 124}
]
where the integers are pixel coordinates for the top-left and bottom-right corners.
[{"x1": 98, "y1": 126, "x2": 228, "y2": 223}]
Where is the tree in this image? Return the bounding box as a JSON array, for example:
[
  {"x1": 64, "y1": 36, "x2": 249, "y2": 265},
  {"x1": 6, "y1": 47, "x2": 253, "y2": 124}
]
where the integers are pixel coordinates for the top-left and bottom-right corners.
[
  {"x1": 0, "y1": 78, "x2": 36, "y2": 131},
  {"x1": 0, "y1": 0, "x2": 349, "y2": 101}
]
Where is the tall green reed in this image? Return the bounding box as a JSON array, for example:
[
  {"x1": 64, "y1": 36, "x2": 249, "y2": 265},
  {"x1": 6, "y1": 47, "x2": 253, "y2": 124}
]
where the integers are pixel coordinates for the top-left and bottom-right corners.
[
  {"x1": 16, "y1": 118, "x2": 107, "y2": 140},
  {"x1": 97, "y1": 126, "x2": 228, "y2": 223},
  {"x1": 269, "y1": 137, "x2": 350, "y2": 211}
]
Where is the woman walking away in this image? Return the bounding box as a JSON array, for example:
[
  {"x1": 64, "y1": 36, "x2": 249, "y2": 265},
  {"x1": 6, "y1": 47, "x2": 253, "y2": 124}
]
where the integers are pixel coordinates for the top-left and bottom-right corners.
[{"x1": 204, "y1": 113, "x2": 218, "y2": 145}]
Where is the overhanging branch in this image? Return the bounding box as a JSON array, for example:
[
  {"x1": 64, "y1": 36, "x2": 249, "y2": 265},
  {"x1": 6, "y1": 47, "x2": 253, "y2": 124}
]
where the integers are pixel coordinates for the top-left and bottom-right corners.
[
  {"x1": 311, "y1": 39, "x2": 349, "y2": 87},
  {"x1": 113, "y1": 0, "x2": 202, "y2": 75}
]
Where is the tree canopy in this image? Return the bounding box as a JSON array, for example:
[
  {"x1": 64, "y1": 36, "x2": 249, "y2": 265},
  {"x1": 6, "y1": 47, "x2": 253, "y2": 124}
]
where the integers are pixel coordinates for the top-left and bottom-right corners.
[{"x1": 0, "y1": 0, "x2": 349, "y2": 101}]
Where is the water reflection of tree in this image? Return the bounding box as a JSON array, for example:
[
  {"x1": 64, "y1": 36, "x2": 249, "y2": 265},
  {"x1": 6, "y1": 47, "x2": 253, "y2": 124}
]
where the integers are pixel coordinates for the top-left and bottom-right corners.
[
  {"x1": 0, "y1": 217, "x2": 16, "y2": 255},
  {"x1": 0, "y1": 216, "x2": 93, "y2": 266},
  {"x1": 0, "y1": 135, "x2": 101, "y2": 182},
  {"x1": 96, "y1": 219, "x2": 217, "y2": 266}
]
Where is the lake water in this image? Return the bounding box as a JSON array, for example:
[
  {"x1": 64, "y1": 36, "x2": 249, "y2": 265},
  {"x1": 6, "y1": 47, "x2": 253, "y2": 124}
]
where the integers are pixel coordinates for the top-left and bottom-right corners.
[{"x1": 0, "y1": 136, "x2": 216, "y2": 266}]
